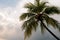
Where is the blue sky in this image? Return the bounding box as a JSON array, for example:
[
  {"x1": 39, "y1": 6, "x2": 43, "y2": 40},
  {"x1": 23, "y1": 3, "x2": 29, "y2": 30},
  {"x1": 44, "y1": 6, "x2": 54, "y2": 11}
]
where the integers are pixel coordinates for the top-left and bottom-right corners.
[
  {"x1": 0, "y1": 0, "x2": 20, "y2": 7},
  {"x1": 0, "y1": 0, "x2": 60, "y2": 40}
]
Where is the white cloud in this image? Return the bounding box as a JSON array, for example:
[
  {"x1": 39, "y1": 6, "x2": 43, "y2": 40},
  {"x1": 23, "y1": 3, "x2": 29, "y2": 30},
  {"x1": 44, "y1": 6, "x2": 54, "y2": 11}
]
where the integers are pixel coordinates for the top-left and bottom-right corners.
[
  {"x1": 0, "y1": 0, "x2": 60, "y2": 40},
  {"x1": 0, "y1": 0, "x2": 25, "y2": 40},
  {"x1": 48, "y1": 0, "x2": 60, "y2": 7}
]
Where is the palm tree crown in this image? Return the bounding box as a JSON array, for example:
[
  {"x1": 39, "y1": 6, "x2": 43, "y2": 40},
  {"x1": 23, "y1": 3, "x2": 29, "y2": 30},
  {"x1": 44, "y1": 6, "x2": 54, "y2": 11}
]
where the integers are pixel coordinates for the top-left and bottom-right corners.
[{"x1": 20, "y1": 0, "x2": 60, "y2": 40}]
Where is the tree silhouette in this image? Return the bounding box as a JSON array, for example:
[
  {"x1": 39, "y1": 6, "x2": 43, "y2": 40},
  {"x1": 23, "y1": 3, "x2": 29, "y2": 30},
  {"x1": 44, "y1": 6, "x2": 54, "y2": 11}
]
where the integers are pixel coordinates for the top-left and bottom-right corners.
[{"x1": 20, "y1": 0, "x2": 60, "y2": 40}]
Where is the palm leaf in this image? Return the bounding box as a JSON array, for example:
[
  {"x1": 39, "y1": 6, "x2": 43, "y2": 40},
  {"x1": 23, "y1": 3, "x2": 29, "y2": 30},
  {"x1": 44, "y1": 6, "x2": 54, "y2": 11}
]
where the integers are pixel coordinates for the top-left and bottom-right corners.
[
  {"x1": 20, "y1": 13, "x2": 35, "y2": 20},
  {"x1": 57, "y1": 23, "x2": 60, "y2": 31},
  {"x1": 24, "y1": 1, "x2": 48, "y2": 13},
  {"x1": 22, "y1": 15, "x2": 38, "y2": 30},
  {"x1": 24, "y1": 20, "x2": 38, "y2": 39},
  {"x1": 22, "y1": 16, "x2": 38, "y2": 39},
  {"x1": 34, "y1": 0, "x2": 40, "y2": 6},
  {"x1": 40, "y1": 22, "x2": 45, "y2": 34},
  {"x1": 24, "y1": 2, "x2": 36, "y2": 10},
  {"x1": 45, "y1": 6, "x2": 60, "y2": 14},
  {"x1": 33, "y1": 2, "x2": 47, "y2": 13},
  {"x1": 43, "y1": 14, "x2": 60, "y2": 29}
]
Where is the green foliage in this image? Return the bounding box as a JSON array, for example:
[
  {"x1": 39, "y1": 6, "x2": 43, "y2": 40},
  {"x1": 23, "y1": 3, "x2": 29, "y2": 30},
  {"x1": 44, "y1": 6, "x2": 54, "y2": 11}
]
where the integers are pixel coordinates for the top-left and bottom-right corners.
[
  {"x1": 45, "y1": 6, "x2": 60, "y2": 14},
  {"x1": 24, "y1": 0, "x2": 48, "y2": 13},
  {"x1": 22, "y1": 16, "x2": 38, "y2": 39},
  {"x1": 44, "y1": 15, "x2": 59, "y2": 28},
  {"x1": 24, "y1": 2, "x2": 36, "y2": 10},
  {"x1": 35, "y1": 0, "x2": 40, "y2": 6},
  {"x1": 20, "y1": 0, "x2": 60, "y2": 40},
  {"x1": 20, "y1": 13, "x2": 35, "y2": 20},
  {"x1": 40, "y1": 22, "x2": 45, "y2": 34}
]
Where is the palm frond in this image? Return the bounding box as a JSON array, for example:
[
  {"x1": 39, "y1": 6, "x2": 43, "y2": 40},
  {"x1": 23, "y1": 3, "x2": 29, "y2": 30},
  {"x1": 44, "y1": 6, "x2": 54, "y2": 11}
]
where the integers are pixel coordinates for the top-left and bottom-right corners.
[
  {"x1": 22, "y1": 15, "x2": 38, "y2": 30},
  {"x1": 40, "y1": 2, "x2": 48, "y2": 6},
  {"x1": 34, "y1": 0, "x2": 40, "y2": 6},
  {"x1": 33, "y1": 2, "x2": 47, "y2": 13},
  {"x1": 43, "y1": 14, "x2": 60, "y2": 29},
  {"x1": 24, "y1": 23, "x2": 33, "y2": 39},
  {"x1": 24, "y1": 1, "x2": 48, "y2": 13},
  {"x1": 22, "y1": 16, "x2": 38, "y2": 39},
  {"x1": 40, "y1": 22, "x2": 45, "y2": 34},
  {"x1": 24, "y1": 2, "x2": 38, "y2": 13},
  {"x1": 24, "y1": 2, "x2": 36, "y2": 10},
  {"x1": 20, "y1": 13, "x2": 35, "y2": 20},
  {"x1": 57, "y1": 23, "x2": 60, "y2": 31},
  {"x1": 45, "y1": 6, "x2": 60, "y2": 14},
  {"x1": 24, "y1": 20, "x2": 38, "y2": 39}
]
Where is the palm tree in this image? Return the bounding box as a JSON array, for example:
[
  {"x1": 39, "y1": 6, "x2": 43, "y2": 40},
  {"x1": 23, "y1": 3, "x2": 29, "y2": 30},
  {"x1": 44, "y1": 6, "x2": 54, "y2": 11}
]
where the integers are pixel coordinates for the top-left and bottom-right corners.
[{"x1": 20, "y1": 0, "x2": 60, "y2": 40}]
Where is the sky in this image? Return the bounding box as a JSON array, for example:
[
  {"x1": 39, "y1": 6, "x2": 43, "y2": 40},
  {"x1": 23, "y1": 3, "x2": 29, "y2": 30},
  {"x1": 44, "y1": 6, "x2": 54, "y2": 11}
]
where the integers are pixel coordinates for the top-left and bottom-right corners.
[{"x1": 0, "y1": 0, "x2": 60, "y2": 40}]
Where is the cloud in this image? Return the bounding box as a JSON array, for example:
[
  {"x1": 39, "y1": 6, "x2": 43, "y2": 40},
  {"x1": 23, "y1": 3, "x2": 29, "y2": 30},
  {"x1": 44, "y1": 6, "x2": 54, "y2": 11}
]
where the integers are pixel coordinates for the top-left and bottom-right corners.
[
  {"x1": 0, "y1": 0, "x2": 60, "y2": 40},
  {"x1": 48, "y1": 0, "x2": 60, "y2": 7},
  {"x1": 0, "y1": 16, "x2": 24, "y2": 40},
  {"x1": 0, "y1": 0, "x2": 25, "y2": 40}
]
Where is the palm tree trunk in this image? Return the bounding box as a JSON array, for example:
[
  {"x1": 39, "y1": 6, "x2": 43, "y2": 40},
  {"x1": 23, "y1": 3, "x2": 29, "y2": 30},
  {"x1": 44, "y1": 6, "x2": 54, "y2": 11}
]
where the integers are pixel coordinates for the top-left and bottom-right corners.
[{"x1": 41, "y1": 21, "x2": 60, "y2": 40}]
